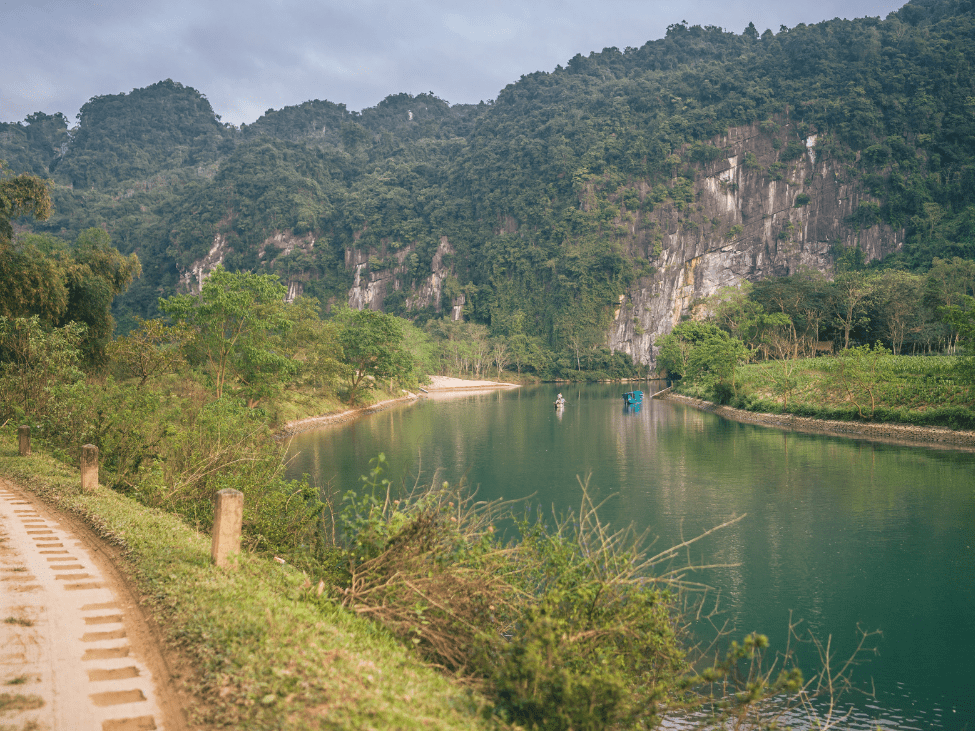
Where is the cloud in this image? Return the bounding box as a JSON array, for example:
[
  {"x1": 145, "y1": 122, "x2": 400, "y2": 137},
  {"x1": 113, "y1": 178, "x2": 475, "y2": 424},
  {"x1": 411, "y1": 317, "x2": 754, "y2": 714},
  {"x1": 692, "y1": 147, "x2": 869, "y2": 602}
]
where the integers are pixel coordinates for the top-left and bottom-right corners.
[{"x1": 0, "y1": 0, "x2": 908, "y2": 126}]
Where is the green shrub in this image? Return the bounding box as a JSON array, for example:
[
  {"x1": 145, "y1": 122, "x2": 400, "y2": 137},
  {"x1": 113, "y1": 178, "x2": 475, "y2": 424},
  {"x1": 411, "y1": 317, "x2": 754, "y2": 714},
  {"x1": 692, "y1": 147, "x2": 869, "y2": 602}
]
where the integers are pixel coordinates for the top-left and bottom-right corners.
[
  {"x1": 334, "y1": 459, "x2": 808, "y2": 730},
  {"x1": 780, "y1": 140, "x2": 808, "y2": 161}
]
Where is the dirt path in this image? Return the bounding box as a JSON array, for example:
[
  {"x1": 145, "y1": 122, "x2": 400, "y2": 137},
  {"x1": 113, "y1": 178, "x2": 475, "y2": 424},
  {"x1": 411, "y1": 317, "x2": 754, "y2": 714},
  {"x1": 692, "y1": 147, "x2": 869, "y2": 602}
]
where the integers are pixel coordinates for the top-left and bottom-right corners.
[{"x1": 0, "y1": 478, "x2": 185, "y2": 731}]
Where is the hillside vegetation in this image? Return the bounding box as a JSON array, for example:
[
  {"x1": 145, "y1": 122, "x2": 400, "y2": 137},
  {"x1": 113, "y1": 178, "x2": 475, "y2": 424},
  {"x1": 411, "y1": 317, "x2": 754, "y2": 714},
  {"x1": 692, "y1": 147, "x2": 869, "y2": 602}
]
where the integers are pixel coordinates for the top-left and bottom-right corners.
[
  {"x1": 3, "y1": 1, "x2": 971, "y2": 725},
  {"x1": 0, "y1": 0, "x2": 973, "y2": 374}
]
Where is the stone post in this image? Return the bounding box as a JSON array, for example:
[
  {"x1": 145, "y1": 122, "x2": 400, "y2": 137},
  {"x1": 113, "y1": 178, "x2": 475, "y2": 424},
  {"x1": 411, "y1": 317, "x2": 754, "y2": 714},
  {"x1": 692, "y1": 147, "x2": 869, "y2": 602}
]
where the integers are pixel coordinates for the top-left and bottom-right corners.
[
  {"x1": 211, "y1": 488, "x2": 244, "y2": 568},
  {"x1": 18, "y1": 426, "x2": 30, "y2": 457},
  {"x1": 81, "y1": 444, "x2": 99, "y2": 492}
]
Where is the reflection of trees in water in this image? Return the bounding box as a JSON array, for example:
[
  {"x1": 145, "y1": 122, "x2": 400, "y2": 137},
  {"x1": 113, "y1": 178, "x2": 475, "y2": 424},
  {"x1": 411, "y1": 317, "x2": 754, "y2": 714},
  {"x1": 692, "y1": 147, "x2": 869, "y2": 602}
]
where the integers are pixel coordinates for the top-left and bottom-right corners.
[{"x1": 285, "y1": 385, "x2": 974, "y2": 730}]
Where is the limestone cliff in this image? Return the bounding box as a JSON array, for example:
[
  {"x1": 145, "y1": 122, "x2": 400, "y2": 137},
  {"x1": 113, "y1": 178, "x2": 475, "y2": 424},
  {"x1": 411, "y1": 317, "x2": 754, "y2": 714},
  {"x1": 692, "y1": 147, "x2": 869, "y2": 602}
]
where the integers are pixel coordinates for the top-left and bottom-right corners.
[
  {"x1": 177, "y1": 230, "x2": 316, "y2": 301},
  {"x1": 345, "y1": 236, "x2": 465, "y2": 318},
  {"x1": 177, "y1": 234, "x2": 231, "y2": 294},
  {"x1": 609, "y1": 120, "x2": 902, "y2": 366},
  {"x1": 176, "y1": 118, "x2": 901, "y2": 369}
]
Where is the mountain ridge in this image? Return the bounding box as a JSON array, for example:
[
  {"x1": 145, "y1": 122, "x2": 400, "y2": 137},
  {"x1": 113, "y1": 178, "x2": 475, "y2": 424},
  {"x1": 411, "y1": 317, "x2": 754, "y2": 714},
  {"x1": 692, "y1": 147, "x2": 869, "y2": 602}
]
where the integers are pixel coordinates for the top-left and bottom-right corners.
[{"x1": 2, "y1": 0, "x2": 972, "y2": 366}]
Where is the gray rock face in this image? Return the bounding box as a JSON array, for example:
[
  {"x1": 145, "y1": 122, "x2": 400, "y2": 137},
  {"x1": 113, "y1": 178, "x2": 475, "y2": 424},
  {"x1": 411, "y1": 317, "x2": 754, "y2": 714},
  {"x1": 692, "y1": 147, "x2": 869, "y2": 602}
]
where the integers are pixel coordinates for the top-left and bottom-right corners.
[
  {"x1": 177, "y1": 230, "x2": 316, "y2": 301},
  {"x1": 177, "y1": 233, "x2": 231, "y2": 294},
  {"x1": 609, "y1": 121, "x2": 902, "y2": 366},
  {"x1": 346, "y1": 237, "x2": 465, "y2": 319},
  {"x1": 340, "y1": 121, "x2": 901, "y2": 366}
]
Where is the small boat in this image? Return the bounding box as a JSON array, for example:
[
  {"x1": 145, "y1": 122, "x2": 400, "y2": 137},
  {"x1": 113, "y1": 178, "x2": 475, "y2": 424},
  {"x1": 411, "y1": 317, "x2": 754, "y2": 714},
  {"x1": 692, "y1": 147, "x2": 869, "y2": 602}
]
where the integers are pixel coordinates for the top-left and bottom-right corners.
[{"x1": 622, "y1": 390, "x2": 643, "y2": 406}]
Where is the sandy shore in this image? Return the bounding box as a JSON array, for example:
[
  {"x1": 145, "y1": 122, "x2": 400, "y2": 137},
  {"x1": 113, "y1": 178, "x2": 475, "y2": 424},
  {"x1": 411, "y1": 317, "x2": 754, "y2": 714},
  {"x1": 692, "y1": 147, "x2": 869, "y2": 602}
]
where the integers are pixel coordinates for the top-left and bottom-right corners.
[
  {"x1": 279, "y1": 376, "x2": 520, "y2": 436},
  {"x1": 425, "y1": 375, "x2": 520, "y2": 391}
]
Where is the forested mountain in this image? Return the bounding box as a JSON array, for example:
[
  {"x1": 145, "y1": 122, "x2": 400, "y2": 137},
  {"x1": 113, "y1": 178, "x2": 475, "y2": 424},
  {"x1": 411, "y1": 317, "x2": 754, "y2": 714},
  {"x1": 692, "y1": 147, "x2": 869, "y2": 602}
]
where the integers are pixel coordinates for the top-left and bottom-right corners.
[{"x1": 2, "y1": 0, "x2": 974, "y2": 365}]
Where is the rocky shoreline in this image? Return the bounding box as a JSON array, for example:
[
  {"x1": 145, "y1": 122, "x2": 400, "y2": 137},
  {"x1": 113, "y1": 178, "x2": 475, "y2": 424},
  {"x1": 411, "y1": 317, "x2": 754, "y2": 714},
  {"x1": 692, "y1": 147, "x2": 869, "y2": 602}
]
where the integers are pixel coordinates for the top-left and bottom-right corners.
[{"x1": 660, "y1": 392, "x2": 975, "y2": 451}]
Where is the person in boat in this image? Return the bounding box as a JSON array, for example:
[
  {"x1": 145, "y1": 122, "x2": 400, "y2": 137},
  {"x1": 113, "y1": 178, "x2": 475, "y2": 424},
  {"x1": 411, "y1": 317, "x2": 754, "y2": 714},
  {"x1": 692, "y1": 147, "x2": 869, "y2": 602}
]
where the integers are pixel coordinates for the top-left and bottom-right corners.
[{"x1": 555, "y1": 393, "x2": 566, "y2": 407}]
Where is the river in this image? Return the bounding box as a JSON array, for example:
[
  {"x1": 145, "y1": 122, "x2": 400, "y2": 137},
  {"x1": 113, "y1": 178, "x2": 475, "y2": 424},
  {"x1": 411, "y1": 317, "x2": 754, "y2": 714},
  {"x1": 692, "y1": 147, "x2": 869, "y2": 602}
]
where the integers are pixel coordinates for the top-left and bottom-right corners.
[{"x1": 285, "y1": 383, "x2": 975, "y2": 730}]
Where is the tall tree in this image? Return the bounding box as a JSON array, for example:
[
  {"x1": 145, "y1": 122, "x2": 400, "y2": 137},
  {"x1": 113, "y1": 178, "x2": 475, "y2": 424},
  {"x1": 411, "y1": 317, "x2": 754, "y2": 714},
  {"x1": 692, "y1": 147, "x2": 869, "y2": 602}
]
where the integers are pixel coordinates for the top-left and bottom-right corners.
[
  {"x1": 159, "y1": 266, "x2": 293, "y2": 402},
  {"x1": 334, "y1": 307, "x2": 414, "y2": 404},
  {"x1": 0, "y1": 163, "x2": 51, "y2": 243},
  {"x1": 64, "y1": 228, "x2": 142, "y2": 365},
  {"x1": 832, "y1": 272, "x2": 872, "y2": 350},
  {"x1": 871, "y1": 270, "x2": 923, "y2": 355}
]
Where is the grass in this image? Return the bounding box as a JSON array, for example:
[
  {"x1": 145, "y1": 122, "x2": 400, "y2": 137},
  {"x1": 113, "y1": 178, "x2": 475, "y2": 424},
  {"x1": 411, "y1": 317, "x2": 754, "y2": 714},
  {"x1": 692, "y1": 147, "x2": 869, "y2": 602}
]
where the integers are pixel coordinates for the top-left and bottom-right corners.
[
  {"x1": 674, "y1": 355, "x2": 975, "y2": 430},
  {"x1": 2, "y1": 617, "x2": 32, "y2": 627},
  {"x1": 3, "y1": 675, "x2": 34, "y2": 686},
  {"x1": 267, "y1": 383, "x2": 416, "y2": 428},
  {"x1": 266, "y1": 389, "x2": 346, "y2": 427},
  {"x1": 0, "y1": 429, "x2": 495, "y2": 730},
  {"x1": 0, "y1": 693, "x2": 43, "y2": 712},
  {"x1": 738, "y1": 356, "x2": 974, "y2": 413}
]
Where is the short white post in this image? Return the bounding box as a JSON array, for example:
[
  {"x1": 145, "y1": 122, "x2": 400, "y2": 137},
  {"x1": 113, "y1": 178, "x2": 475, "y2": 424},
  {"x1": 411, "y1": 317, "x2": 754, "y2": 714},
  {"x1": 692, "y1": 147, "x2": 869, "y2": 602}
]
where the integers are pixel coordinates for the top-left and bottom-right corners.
[
  {"x1": 211, "y1": 488, "x2": 244, "y2": 568},
  {"x1": 18, "y1": 426, "x2": 30, "y2": 457},
  {"x1": 81, "y1": 444, "x2": 99, "y2": 492}
]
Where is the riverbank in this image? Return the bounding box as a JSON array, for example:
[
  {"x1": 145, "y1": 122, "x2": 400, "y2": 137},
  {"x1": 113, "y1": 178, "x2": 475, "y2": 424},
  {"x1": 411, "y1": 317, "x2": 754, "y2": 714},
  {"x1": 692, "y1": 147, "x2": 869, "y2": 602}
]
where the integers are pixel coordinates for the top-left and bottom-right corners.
[
  {"x1": 660, "y1": 392, "x2": 975, "y2": 450},
  {"x1": 0, "y1": 431, "x2": 492, "y2": 730},
  {"x1": 279, "y1": 376, "x2": 520, "y2": 435},
  {"x1": 426, "y1": 375, "x2": 521, "y2": 391},
  {"x1": 278, "y1": 391, "x2": 420, "y2": 436}
]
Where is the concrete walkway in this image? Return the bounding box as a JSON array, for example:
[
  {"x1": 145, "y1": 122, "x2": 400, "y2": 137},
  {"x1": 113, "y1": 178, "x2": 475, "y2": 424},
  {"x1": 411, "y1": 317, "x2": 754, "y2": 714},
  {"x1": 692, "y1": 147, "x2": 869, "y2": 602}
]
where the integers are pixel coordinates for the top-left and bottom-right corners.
[{"x1": 0, "y1": 479, "x2": 169, "y2": 730}]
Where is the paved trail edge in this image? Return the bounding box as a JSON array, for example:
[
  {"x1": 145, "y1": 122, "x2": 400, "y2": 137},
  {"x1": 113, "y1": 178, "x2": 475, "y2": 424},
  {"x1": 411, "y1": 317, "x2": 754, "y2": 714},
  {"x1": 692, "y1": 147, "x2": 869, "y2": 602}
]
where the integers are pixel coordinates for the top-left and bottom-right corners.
[{"x1": 0, "y1": 477, "x2": 182, "y2": 731}]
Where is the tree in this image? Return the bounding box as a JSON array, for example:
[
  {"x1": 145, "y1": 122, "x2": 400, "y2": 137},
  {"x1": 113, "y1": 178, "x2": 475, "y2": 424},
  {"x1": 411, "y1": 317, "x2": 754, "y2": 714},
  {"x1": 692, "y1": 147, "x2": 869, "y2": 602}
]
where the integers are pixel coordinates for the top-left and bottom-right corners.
[
  {"x1": 0, "y1": 316, "x2": 86, "y2": 422},
  {"x1": 467, "y1": 324, "x2": 491, "y2": 378},
  {"x1": 1, "y1": 228, "x2": 140, "y2": 367},
  {"x1": 334, "y1": 308, "x2": 414, "y2": 404},
  {"x1": 159, "y1": 266, "x2": 293, "y2": 402},
  {"x1": 832, "y1": 272, "x2": 872, "y2": 350},
  {"x1": 940, "y1": 295, "x2": 975, "y2": 383},
  {"x1": 491, "y1": 339, "x2": 510, "y2": 379},
  {"x1": 655, "y1": 321, "x2": 729, "y2": 378},
  {"x1": 925, "y1": 258, "x2": 975, "y2": 353},
  {"x1": 281, "y1": 297, "x2": 345, "y2": 393},
  {"x1": 823, "y1": 343, "x2": 893, "y2": 419},
  {"x1": 686, "y1": 334, "x2": 749, "y2": 402},
  {"x1": 63, "y1": 228, "x2": 142, "y2": 366},
  {"x1": 0, "y1": 163, "x2": 51, "y2": 243},
  {"x1": 0, "y1": 167, "x2": 61, "y2": 322},
  {"x1": 871, "y1": 270, "x2": 922, "y2": 355},
  {"x1": 107, "y1": 317, "x2": 191, "y2": 386},
  {"x1": 0, "y1": 234, "x2": 68, "y2": 323}
]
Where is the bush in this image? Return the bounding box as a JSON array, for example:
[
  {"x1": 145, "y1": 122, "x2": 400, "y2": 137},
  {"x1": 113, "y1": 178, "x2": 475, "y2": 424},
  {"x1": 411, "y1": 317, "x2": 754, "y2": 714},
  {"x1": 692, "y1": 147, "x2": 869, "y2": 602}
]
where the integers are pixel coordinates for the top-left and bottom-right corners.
[
  {"x1": 336, "y1": 461, "x2": 692, "y2": 725},
  {"x1": 335, "y1": 459, "x2": 813, "y2": 730},
  {"x1": 144, "y1": 397, "x2": 326, "y2": 560},
  {"x1": 780, "y1": 140, "x2": 808, "y2": 161}
]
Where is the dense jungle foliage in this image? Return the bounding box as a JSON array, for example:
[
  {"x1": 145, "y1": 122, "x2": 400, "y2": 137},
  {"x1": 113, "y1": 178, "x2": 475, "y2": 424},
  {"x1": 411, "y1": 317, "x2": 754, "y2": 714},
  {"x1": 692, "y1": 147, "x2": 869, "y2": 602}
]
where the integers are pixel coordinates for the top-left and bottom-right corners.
[
  {"x1": 0, "y1": 0, "x2": 972, "y2": 369},
  {"x1": 2, "y1": 176, "x2": 844, "y2": 731},
  {"x1": 656, "y1": 254, "x2": 975, "y2": 424},
  {"x1": 6, "y1": 3, "x2": 972, "y2": 719}
]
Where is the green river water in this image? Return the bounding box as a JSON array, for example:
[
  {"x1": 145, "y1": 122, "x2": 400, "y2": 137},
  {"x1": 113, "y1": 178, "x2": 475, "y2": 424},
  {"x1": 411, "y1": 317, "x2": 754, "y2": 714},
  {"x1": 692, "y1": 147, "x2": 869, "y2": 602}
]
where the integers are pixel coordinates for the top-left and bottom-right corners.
[{"x1": 286, "y1": 383, "x2": 975, "y2": 730}]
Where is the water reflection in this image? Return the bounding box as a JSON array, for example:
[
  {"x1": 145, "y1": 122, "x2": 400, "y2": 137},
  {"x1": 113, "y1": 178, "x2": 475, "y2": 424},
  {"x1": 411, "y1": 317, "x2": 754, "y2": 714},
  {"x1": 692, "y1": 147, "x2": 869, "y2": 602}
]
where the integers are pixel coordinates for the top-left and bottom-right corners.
[{"x1": 286, "y1": 384, "x2": 975, "y2": 730}]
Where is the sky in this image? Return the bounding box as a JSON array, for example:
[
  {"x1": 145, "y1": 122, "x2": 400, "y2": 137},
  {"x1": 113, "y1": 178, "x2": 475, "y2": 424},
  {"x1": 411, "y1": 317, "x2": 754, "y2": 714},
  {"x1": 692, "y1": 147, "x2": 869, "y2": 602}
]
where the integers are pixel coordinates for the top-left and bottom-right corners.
[{"x1": 2, "y1": 0, "x2": 909, "y2": 128}]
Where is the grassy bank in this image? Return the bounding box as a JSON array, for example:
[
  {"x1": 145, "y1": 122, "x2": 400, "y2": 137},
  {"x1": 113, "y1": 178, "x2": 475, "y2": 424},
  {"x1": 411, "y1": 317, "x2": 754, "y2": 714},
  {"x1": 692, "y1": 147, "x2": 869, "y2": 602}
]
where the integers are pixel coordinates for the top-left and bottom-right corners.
[
  {"x1": 268, "y1": 382, "x2": 412, "y2": 428},
  {"x1": 675, "y1": 353, "x2": 975, "y2": 431},
  {"x1": 0, "y1": 427, "x2": 490, "y2": 730}
]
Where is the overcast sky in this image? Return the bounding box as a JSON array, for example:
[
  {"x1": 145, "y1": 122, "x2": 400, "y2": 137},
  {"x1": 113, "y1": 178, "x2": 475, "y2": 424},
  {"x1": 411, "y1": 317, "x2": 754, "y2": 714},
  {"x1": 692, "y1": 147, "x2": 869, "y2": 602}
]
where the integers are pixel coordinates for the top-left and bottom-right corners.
[{"x1": 2, "y1": 0, "x2": 908, "y2": 127}]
